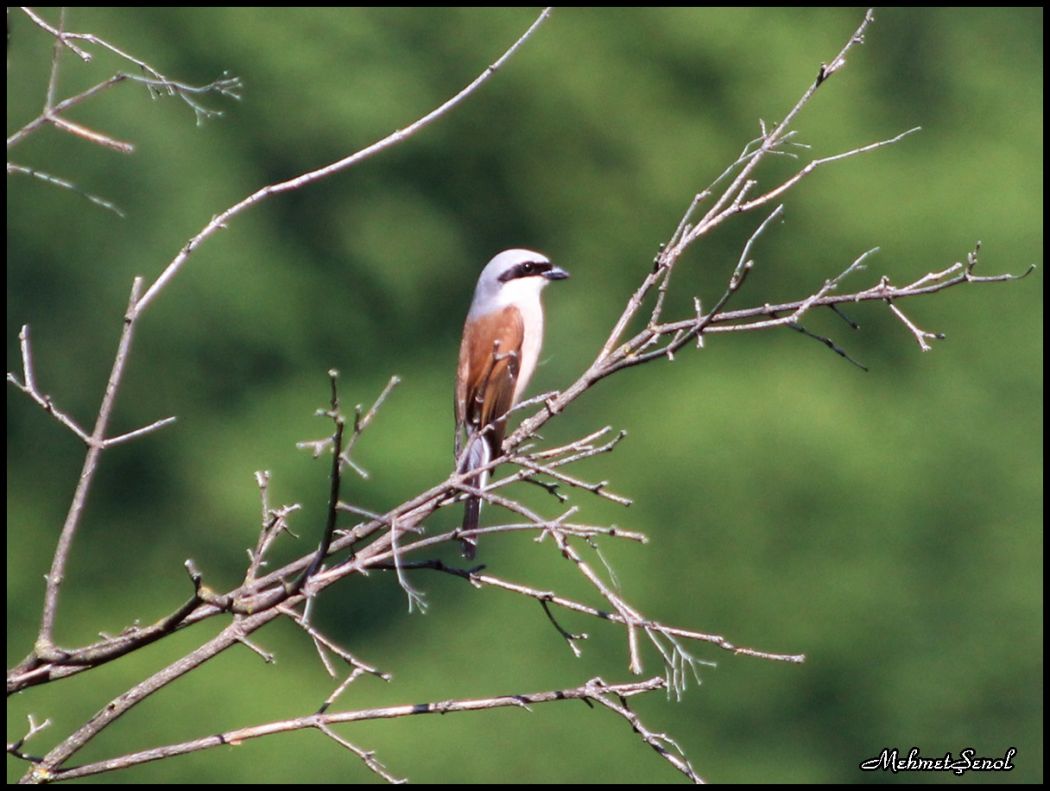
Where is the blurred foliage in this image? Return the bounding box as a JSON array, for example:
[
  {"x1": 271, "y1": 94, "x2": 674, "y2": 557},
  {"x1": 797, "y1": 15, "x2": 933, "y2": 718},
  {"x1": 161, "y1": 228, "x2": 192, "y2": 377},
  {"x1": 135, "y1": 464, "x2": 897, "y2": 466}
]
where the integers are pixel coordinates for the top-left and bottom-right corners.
[{"x1": 6, "y1": 7, "x2": 1042, "y2": 784}]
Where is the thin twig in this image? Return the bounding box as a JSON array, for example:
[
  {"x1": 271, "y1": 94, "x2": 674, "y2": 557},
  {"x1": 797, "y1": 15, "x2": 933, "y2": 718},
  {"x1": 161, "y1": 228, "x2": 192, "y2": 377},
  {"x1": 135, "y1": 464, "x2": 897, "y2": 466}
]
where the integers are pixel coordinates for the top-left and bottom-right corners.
[
  {"x1": 42, "y1": 677, "x2": 668, "y2": 783},
  {"x1": 7, "y1": 10, "x2": 1033, "y2": 787},
  {"x1": 375, "y1": 559, "x2": 804, "y2": 664},
  {"x1": 134, "y1": 8, "x2": 555, "y2": 314},
  {"x1": 7, "y1": 162, "x2": 127, "y2": 217},
  {"x1": 585, "y1": 677, "x2": 704, "y2": 783},
  {"x1": 37, "y1": 279, "x2": 144, "y2": 650},
  {"x1": 17, "y1": 7, "x2": 242, "y2": 124},
  {"x1": 7, "y1": 325, "x2": 92, "y2": 443}
]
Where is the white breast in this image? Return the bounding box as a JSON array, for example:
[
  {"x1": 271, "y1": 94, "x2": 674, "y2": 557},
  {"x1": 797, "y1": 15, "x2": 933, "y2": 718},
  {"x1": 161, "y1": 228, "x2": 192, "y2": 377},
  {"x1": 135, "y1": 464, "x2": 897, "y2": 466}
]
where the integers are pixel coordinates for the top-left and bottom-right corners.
[{"x1": 512, "y1": 293, "x2": 544, "y2": 402}]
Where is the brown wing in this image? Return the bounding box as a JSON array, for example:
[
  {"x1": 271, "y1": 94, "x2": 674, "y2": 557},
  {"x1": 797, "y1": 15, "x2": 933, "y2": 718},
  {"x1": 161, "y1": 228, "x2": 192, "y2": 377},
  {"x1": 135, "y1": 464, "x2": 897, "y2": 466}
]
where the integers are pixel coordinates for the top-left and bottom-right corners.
[{"x1": 455, "y1": 306, "x2": 524, "y2": 458}]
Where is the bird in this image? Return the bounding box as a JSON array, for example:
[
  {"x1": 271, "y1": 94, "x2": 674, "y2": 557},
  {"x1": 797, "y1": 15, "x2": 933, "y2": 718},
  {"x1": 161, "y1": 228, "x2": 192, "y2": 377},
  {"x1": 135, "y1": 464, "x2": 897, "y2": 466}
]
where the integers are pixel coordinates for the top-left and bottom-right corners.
[{"x1": 454, "y1": 249, "x2": 569, "y2": 558}]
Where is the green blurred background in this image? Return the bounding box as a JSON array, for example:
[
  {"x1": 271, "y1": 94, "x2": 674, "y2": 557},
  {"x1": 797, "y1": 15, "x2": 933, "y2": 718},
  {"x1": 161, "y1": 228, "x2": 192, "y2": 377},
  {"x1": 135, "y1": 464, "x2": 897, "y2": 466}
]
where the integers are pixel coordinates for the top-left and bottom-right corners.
[{"x1": 7, "y1": 7, "x2": 1042, "y2": 784}]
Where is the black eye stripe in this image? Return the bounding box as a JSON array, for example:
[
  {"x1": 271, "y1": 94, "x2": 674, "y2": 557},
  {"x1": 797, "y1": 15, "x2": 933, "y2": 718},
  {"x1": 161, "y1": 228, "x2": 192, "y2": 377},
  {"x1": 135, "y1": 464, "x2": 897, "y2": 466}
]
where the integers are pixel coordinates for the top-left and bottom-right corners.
[{"x1": 498, "y1": 261, "x2": 551, "y2": 282}]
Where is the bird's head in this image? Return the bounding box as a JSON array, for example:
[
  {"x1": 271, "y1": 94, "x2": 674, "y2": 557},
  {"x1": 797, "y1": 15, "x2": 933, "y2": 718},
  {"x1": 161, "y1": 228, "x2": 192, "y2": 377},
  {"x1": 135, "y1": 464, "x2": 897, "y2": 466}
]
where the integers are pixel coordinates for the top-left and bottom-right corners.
[{"x1": 470, "y1": 248, "x2": 569, "y2": 313}]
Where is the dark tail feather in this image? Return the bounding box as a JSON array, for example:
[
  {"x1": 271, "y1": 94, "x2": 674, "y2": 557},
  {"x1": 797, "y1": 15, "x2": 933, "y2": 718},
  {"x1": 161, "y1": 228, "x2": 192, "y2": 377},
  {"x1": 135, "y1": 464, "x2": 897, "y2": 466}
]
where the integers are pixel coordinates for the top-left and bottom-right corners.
[
  {"x1": 459, "y1": 436, "x2": 487, "y2": 559},
  {"x1": 460, "y1": 495, "x2": 479, "y2": 559}
]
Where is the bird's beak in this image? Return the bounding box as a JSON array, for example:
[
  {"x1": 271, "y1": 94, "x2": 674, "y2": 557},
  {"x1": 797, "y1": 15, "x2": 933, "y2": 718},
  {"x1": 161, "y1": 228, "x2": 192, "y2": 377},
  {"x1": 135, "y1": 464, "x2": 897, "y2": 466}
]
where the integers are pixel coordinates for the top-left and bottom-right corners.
[{"x1": 543, "y1": 265, "x2": 570, "y2": 281}]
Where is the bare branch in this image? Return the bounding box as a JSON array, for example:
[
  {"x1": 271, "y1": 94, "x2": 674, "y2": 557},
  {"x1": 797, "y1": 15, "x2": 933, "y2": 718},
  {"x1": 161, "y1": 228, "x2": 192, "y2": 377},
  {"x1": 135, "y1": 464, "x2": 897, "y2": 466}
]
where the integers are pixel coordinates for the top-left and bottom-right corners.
[
  {"x1": 7, "y1": 74, "x2": 129, "y2": 149},
  {"x1": 341, "y1": 375, "x2": 401, "y2": 466},
  {"x1": 7, "y1": 8, "x2": 1031, "y2": 786},
  {"x1": 278, "y1": 604, "x2": 391, "y2": 687},
  {"x1": 17, "y1": 7, "x2": 242, "y2": 124},
  {"x1": 789, "y1": 322, "x2": 869, "y2": 371},
  {"x1": 737, "y1": 127, "x2": 922, "y2": 213},
  {"x1": 389, "y1": 515, "x2": 429, "y2": 614},
  {"x1": 886, "y1": 301, "x2": 945, "y2": 351},
  {"x1": 7, "y1": 714, "x2": 52, "y2": 762},
  {"x1": 317, "y1": 724, "x2": 406, "y2": 785},
  {"x1": 678, "y1": 8, "x2": 880, "y2": 248},
  {"x1": 37, "y1": 279, "x2": 144, "y2": 649},
  {"x1": 43, "y1": 7, "x2": 68, "y2": 110},
  {"x1": 101, "y1": 416, "x2": 178, "y2": 447},
  {"x1": 7, "y1": 162, "x2": 127, "y2": 217},
  {"x1": 236, "y1": 635, "x2": 275, "y2": 664},
  {"x1": 8, "y1": 22, "x2": 566, "y2": 785},
  {"x1": 294, "y1": 370, "x2": 346, "y2": 593},
  {"x1": 508, "y1": 453, "x2": 634, "y2": 507},
  {"x1": 7, "y1": 325, "x2": 92, "y2": 443},
  {"x1": 134, "y1": 7, "x2": 555, "y2": 314},
  {"x1": 376, "y1": 560, "x2": 805, "y2": 665},
  {"x1": 584, "y1": 677, "x2": 704, "y2": 784},
  {"x1": 42, "y1": 677, "x2": 669, "y2": 783},
  {"x1": 244, "y1": 473, "x2": 301, "y2": 587}
]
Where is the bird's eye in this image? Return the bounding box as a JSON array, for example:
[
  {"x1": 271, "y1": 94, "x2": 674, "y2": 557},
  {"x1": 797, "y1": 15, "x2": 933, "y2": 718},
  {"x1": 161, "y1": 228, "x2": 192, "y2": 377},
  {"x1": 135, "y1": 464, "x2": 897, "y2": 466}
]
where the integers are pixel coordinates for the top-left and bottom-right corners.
[{"x1": 520, "y1": 262, "x2": 535, "y2": 275}]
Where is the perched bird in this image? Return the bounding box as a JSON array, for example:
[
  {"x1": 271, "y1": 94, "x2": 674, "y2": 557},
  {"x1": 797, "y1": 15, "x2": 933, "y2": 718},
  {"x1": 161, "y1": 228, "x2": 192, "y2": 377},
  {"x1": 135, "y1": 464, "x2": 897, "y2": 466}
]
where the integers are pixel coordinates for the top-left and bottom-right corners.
[{"x1": 454, "y1": 249, "x2": 569, "y2": 557}]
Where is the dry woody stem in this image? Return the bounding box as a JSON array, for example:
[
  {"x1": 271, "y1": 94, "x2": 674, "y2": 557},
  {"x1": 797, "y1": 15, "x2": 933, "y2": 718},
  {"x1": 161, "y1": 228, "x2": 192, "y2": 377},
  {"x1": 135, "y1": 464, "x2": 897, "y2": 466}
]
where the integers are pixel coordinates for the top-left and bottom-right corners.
[{"x1": 7, "y1": 7, "x2": 1031, "y2": 785}]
